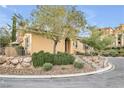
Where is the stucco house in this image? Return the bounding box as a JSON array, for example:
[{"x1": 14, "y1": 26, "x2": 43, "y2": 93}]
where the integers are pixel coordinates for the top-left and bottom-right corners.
[
  {"x1": 99, "y1": 24, "x2": 124, "y2": 48},
  {"x1": 17, "y1": 29, "x2": 85, "y2": 55}
]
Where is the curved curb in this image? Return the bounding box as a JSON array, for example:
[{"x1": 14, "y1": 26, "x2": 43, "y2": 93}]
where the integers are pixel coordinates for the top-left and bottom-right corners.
[{"x1": 0, "y1": 58, "x2": 113, "y2": 79}]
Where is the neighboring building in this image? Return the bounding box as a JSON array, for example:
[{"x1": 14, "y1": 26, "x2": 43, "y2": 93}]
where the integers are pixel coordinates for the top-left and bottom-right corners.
[
  {"x1": 17, "y1": 30, "x2": 85, "y2": 55},
  {"x1": 99, "y1": 24, "x2": 124, "y2": 48}
]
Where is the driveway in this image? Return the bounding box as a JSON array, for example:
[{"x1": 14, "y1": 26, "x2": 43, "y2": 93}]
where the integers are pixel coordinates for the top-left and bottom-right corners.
[{"x1": 0, "y1": 57, "x2": 124, "y2": 88}]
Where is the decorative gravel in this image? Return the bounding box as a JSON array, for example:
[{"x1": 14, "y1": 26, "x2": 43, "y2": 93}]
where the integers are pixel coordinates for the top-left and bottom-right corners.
[{"x1": 0, "y1": 64, "x2": 96, "y2": 75}]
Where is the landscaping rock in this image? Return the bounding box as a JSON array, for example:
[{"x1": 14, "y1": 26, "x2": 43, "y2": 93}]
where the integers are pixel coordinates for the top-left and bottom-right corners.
[
  {"x1": 6, "y1": 60, "x2": 11, "y2": 65},
  {"x1": 1, "y1": 62, "x2": 14, "y2": 68},
  {"x1": 23, "y1": 57, "x2": 32, "y2": 63},
  {"x1": 19, "y1": 57, "x2": 23, "y2": 63},
  {"x1": 0, "y1": 56, "x2": 6, "y2": 64},
  {"x1": 16, "y1": 64, "x2": 23, "y2": 69},
  {"x1": 6, "y1": 57, "x2": 14, "y2": 61},
  {"x1": 9, "y1": 64, "x2": 15, "y2": 68},
  {"x1": 21, "y1": 62, "x2": 31, "y2": 67},
  {"x1": 1, "y1": 63, "x2": 7, "y2": 67},
  {"x1": 11, "y1": 58, "x2": 19, "y2": 65}
]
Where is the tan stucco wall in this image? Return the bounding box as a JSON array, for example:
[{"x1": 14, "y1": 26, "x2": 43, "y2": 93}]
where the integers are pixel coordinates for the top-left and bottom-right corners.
[
  {"x1": 31, "y1": 33, "x2": 65, "y2": 54},
  {"x1": 22, "y1": 32, "x2": 85, "y2": 54},
  {"x1": 70, "y1": 40, "x2": 85, "y2": 54}
]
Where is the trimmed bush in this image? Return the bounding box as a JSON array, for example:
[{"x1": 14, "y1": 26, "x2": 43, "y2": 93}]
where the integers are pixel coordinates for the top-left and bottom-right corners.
[
  {"x1": 73, "y1": 61, "x2": 84, "y2": 69},
  {"x1": 102, "y1": 51, "x2": 110, "y2": 57},
  {"x1": 108, "y1": 49, "x2": 118, "y2": 57},
  {"x1": 101, "y1": 49, "x2": 118, "y2": 57},
  {"x1": 118, "y1": 49, "x2": 124, "y2": 53},
  {"x1": 119, "y1": 53, "x2": 124, "y2": 57},
  {"x1": 102, "y1": 47, "x2": 124, "y2": 57},
  {"x1": 32, "y1": 51, "x2": 75, "y2": 67},
  {"x1": 32, "y1": 51, "x2": 45, "y2": 67},
  {"x1": 44, "y1": 52, "x2": 54, "y2": 63},
  {"x1": 43, "y1": 63, "x2": 53, "y2": 71}
]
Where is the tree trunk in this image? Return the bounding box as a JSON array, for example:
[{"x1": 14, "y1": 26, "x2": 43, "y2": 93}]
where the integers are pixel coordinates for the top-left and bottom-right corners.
[{"x1": 53, "y1": 41, "x2": 58, "y2": 54}]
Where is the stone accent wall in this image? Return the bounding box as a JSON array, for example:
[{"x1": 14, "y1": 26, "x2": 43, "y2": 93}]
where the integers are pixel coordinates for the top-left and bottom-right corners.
[{"x1": 0, "y1": 56, "x2": 32, "y2": 69}]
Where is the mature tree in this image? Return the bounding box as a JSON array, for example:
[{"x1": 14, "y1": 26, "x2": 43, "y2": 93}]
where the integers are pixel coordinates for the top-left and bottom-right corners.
[
  {"x1": 31, "y1": 6, "x2": 86, "y2": 54},
  {"x1": 15, "y1": 13, "x2": 29, "y2": 29},
  {"x1": 82, "y1": 27, "x2": 114, "y2": 56}
]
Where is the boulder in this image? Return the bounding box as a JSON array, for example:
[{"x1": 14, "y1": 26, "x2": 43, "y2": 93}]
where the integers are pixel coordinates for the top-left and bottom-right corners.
[
  {"x1": 0, "y1": 56, "x2": 6, "y2": 64},
  {"x1": 11, "y1": 58, "x2": 19, "y2": 65},
  {"x1": 9, "y1": 64, "x2": 15, "y2": 68},
  {"x1": 18, "y1": 57, "x2": 23, "y2": 63},
  {"x1": 1, "y1": 63, "x2": 7, "y2": 67},
  {"x1": 6, "y1": 60, "x2": 11, "y2": 65},
  {"x1": 21, "y1": 62, "x2": 31, "y2": 67},
  {"x1": 6, "y1": 57, "x2": 14, "y2": 61},
  {"x1": 16, "y1": 64, "x2": 23, "y2": 69},
  {"x1": 23, "y1": 57, "x2": 32, "y2": 63}
]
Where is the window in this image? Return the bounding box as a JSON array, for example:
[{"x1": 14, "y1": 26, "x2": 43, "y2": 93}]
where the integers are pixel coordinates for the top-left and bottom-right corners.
[
  {"x1": 25, "y1": 36, "x2": 30, "y2": 49},
  {"x1": 118, "y1": 34, "x2": 122, "y2": 40}
]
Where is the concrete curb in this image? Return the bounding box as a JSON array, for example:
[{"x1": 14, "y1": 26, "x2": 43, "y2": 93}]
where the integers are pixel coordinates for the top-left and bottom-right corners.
[{"x1": 0, "y1": 58, "x2": 113, "y2": 79}]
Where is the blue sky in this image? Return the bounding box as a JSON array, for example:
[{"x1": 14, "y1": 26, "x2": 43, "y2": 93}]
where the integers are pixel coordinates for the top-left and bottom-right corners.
[{"x1": 0, "y1": 5, "x2": 124, "y2": 28}]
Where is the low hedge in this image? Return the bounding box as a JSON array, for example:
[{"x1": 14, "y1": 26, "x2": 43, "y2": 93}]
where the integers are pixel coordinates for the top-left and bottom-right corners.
[
  {"x1": 101, "y1": 48, "x2": 124, "y2": 57},
  {"x1": 32, "y1": 51, "x2": 75, "y2": 67},
  {"x1": 109, "y1": 49, "x2": 118, "y2": 57}
]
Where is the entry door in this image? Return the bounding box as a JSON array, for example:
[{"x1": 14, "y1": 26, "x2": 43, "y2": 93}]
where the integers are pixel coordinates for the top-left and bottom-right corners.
[{"x1": 65, "y1": 39, "x2": 71, "y2": 53}]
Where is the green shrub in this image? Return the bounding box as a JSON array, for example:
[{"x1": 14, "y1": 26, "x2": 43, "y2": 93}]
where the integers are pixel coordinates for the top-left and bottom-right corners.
[
  {"x1": 109, "y1": 49, "x2": 118, "y2": 57},
  {"x1": 32, "y1": 51, "x2": 45, "y2": 67},
  {"x1": 118, "y1": 49, "x2": 124, "y2": 53},
  {"x1": 84, "y1": 52, "x2": 91, "y2": 56},
  {"x1": 91, "y1": 51, "x2": 98, "y2": 56},
  {"x1": 32, "y1": 51, "x2": 75, "y2": 67},
  {"x1": 101, "y1": 49, "x2": 118, "y2": 57},
  {"x1": 54, "y1": 52, "x2": 75, "y2": 65},
  {"x1": 102, "y1": 48, "x2": 124, "y2": 57},
  {"x1": 102, "y1": 51, "x2": 110, "y2": 57},
  {"x1": 44, "y1": 52, "x2": 54, "y2": 64},
  {"x1": 61, "y1": 66, "x2": 66, "y2": 70},
  {"x1": 43, "y1": 63, "x2": 53, "y2": 71},
  {"x1": 119, "y1": 53, "x2": 124, "y2": 57},
  {"x1": 73, "y1": 61, "x2": 84, "y2": 69}
]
